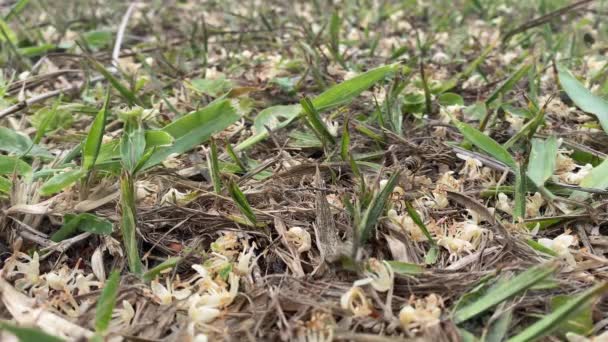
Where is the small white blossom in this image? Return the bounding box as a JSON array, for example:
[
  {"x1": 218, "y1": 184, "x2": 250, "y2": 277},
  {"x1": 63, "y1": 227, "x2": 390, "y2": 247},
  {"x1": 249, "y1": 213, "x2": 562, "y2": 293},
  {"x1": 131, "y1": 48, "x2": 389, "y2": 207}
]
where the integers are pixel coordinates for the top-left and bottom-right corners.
[
  {"x1": 285, "y1": 227, "x2": 312, "y2": 253},
  {"x1": 340, "y1": 287, "x2": 372, "y2": 317},
  {"x1": 399, "y1": 294, "x2": 442, "y2": 332}
]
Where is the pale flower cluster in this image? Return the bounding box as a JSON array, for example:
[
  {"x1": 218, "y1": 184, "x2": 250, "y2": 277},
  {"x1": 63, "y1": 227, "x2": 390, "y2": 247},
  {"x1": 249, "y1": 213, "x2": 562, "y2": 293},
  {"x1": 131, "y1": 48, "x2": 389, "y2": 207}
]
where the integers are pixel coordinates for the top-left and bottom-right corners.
[{"x1": 399, "y1": 294, "x2": 443, "y2": 333}]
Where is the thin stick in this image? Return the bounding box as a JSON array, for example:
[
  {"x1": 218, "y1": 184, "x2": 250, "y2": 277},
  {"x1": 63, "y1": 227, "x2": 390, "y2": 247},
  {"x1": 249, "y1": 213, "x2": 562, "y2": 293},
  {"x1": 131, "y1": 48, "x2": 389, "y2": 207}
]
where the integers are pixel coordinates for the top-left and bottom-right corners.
[{"x1": 112, "y1": 3, "x2": 137, "y2": 68}]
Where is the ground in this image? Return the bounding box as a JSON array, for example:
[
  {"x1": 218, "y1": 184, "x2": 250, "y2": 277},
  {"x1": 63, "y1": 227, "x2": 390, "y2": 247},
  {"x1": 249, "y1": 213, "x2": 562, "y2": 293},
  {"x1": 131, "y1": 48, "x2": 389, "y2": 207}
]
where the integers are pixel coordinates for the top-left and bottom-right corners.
[{"x1": 1, "y1": 0, "x2": 608, "y2": 341}]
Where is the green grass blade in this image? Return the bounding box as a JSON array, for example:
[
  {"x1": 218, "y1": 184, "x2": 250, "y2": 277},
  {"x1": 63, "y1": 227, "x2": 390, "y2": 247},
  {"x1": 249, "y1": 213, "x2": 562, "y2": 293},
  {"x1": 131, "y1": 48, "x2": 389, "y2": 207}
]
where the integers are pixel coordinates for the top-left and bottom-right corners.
[
  {"x1": 143, "y1": 99, "x2": 242, "y2": 169},
  {"x1": 0, "y1": 322, "x2": 64, "y2": 342},
  {"x1": 301, "y1": 97, "x2": 336, "y2": 145},
  {"x1": 144, "y1": 130, "x2": 174, "y2": 148},
  {"x1": 0, "y1": 127, "x2": 52, "y2": 159},
  {"x1": 143, "y1": 257, "x2": 181, "y2": 283},
  {"x1": 120, "y1": 173, "x2": 143, "y2": 275},
  {"x1": 236, "y1": 65, "x2": 396, "y2": 152},
  {"x1": 208, "y1": 138, "x2": 222, "y2": 193},
  {"x1": 88, "y1": 57, "x2": 138, "y2": 106},
  {"x1": 313, "y1": 64, "x2": 397, "y2": 111},
  {"x1": 485, "y1": 63, "x2": 531, "y2": 106},
  {"x1": 507, "y1": 283, "x2": 608, "y2": 342},
  {"x1": 40, "y1": 169, "x2": 85, "y2": 196},
  {"x1": 94, "y1": 270, "x2": 120, "y2": 334},
  {"x1": 405, "y1": 201, "x2": 436, "y2": 244},
  {"x1": 228, "y1": 180, "x2": 257, "y2": 225},
  {"x1": 454, "y1": 263, "x2": 557, "y2": 324},
  {"x1": 51, "y1": 213, "x2": 113, "y2": 242},
  {"x1": 83, "y1": 90, "x2": 110, "y2": 172},
  {"x1": 513, "y1": 167, "x2": 526, "y2": 222},
  {"x1": 451, "y1": 119, "x2": 518, "y2": 170},
  {"x1": 571, "y1": 159, "x2": 608, "y2": 201},
  {"x1": 0, "y1": 155, "x2": 32, "y2": 179},
  {"x1": 557, "y1": 64, "x2": 608, "y2": 134},
  {"x1": 386, "y1": 260, "x2": 424, "y2": 275},
  {"x1": 527, "y1": 136, "x2": 558, "y2": 188},
  {"x1": 359, "y1": 171, "x2": 400, "y2": 243},
  {"x1": 225, "y1": 141, "x2": 246, "y2": 172}
]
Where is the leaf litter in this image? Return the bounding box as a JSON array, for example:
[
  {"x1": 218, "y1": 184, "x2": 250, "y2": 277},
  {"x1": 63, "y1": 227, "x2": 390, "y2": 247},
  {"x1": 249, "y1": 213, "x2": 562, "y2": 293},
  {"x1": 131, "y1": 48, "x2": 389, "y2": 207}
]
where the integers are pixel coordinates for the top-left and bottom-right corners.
[{"x1": 1, "y1": 1, "x2": 608, "y2": 341}]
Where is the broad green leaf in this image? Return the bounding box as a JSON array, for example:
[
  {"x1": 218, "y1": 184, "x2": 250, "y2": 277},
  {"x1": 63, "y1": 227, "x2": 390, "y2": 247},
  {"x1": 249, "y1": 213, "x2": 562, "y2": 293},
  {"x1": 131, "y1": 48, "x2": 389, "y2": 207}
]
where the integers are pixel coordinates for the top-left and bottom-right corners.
[
  {"x1": 0, "y1": 176, "x2": 10, "y2": 193},
  {"x1": 253, "y1": 104, "x2": 302, "y2": 135},
  {"x1": 228, "y1": 180, "x2": 257, "y2": 225},
  {"x1": 189, "y1": 77, "x2": 233, "y2": 97},
  {"x1": 557, "y1": 65, "x2": 608, "y2": 134},
  {"x1": 0, "y1": 155, "x2": 32, "y2": 178},
  {"x1": 143, "y1": 99, "x2": 242, "y2": 169},
  {"x1": 83, "y1": 91, "x2": 110, "y2": 171},
  {"x1": 51, "y1": 213, "x2": 113, "y2": 242},
  {"x1": 143, "y1": 257, "x2": 181, "y2": 282},
  {"x1": 95, "y1": 270, "x2": 120, "y2": 333},
  {"x1": 454, "y1": 263, "x2": 557, "y2": 324},
  {"x1": 313, "y1": 65, "x2": 397, "y2": 111},
  {"x1": 120, "y1": 124, "x2": 146, "y2": 174},
  {"x1": 451, "y1": 119, "x2": 518, "y2": 170},
  {"x1": 508, "y1": 283, "x2": 608, "y2": 342},
  {"x1": 0, "y1": 322, "x2": 64, "y2": 342},
  {"x1": 0, "y1": 127, "x2": 52, "y2": 158},
  {"x1": 144, "y1": 130, "x2": 174, "y2": 148},
  {"x1": 236, "y1": 64, "x2": 397, "y2": 151},
  {"x1": 527, "y1": 136, "x2": 558, "y2": 188},
  {"x1": 550, "y1": 295, "x2": 593, "y2": 336},
  {"x1": 83, "y1": 30, "x2": 112, "y2": 49},
  {"x1": 438, "y1": 92, "x2": 465, "y2": 106},
  {"x1": 39, "y1": 169, "x2": 85, "y2": 196},
  {"x1": 571, "y1": 159, "x2": 608, "y2": 201},
  {"x1": 359, "y1": 172, "x2": 400, "y2": 243}
]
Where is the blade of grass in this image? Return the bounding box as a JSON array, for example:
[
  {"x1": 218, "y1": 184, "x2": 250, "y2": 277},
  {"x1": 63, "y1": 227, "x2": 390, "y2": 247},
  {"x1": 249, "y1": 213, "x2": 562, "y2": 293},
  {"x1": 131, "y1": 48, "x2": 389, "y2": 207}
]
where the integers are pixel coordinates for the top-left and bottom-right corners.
[
  {"x1": 454, "y1": 263, "x2": 558, "y2": 324},
  {"x1": 527, "y1": 136, "x2": 558, "y2": 188},
  {"x1": 405, "y1": 201, "x2": 439, "y2": 264},
  {"x1": 513, "y1": 166, "x2": 526, "y2": 222},
  {"x1": 236, "y1": 64, "x2": 397, "y2": 151},
  {"x1": 143, "y1": 99, "x2": 242, "y2": 169},
  {"x1": 0, "y1": 322, "x2": 64, "y2": 342},
  {"x1": 557, "y1": 64, "x2": 608, "y2": 134},
  {"x1": 120, "y1": 173, "x2": 143, "y2": 275},
  {"x1": 301, "y1": 97, "x2": 336, "y2": 145},
  {"x1": 485, "y1": 63, "x2": 531, "y2": 106},
  {"x1": 228, "y1": 180, "x2": 257, "y2": 226},
  {"x1": 225, "y1": 140, "x2": 247, "y2": 172},
  {"x1": 570, "y1": 159, "x2": 608, "y2": 201},
  {"x1": 40, "y1": 169, "x2": 85, "y2": 196},
  {"x1": 94, "y1": 270, "x2": 120, "y2": 334},
  {"x1": 358, "y1": 171, "x2": 400, "y2": 243},
  {"x1": 83, "y1": 90, "x2": 110, "y2": 172},
  {"x1": 87, "y1": 57, "x2": 138, "y2": 106},
  {"x1": 0, "y1": 155, "x2": 32, "y2": 179},
  {"x1": 208, "y1": 138, "x2": 222, "y2": 193},
  {"x1": 451, "y1": 118, "x2": 518, "y2": 170},
  {"x1": 143, "y1": 257, "x2": 181, "y2": 282},
  {"x1": 51, "y1": 213, "x2": 112, "y2": 242},
  {"x1": 507, "y1": 283, "x2": 608, "y2": 342}
]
